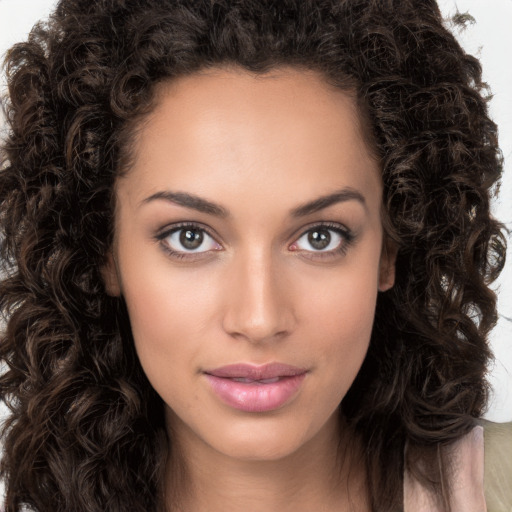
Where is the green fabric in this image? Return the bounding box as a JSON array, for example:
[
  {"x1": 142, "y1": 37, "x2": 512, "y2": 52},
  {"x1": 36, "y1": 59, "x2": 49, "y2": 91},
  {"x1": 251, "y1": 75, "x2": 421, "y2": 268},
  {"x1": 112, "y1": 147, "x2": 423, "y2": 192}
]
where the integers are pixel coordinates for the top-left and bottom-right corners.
[{"x1": 482, "y1": 420, "x2": 512, "y2": 512}]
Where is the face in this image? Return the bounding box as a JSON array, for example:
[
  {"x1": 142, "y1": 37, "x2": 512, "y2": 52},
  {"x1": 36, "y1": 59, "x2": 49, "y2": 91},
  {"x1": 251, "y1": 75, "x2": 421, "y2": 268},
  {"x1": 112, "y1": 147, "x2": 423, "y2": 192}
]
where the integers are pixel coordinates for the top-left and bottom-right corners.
[{"x1": 105, "y1": 66, "x2": 396, "y2": 462}]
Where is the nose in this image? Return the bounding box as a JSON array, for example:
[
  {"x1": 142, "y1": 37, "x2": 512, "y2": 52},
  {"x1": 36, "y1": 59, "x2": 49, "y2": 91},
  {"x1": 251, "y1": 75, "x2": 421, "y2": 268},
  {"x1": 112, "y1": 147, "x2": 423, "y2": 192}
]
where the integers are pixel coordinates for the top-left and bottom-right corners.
[{"x1": 221, "y1": 249, "x2": 297, "y2": 344}]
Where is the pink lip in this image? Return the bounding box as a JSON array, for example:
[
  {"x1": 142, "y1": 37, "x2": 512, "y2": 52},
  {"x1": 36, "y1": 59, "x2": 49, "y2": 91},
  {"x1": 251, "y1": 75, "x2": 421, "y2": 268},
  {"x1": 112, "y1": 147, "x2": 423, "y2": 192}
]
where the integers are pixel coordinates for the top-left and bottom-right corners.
[{"x1": 204, "y1": 363, "x2": 307, "y2": 412}]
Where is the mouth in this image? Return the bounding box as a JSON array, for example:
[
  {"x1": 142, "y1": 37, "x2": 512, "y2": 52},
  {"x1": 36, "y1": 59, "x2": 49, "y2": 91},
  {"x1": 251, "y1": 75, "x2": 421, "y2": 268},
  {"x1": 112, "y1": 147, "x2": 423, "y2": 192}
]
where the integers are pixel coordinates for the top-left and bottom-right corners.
[{"x1": 203, "y1": 363, "x2": 308, "y2": 412}]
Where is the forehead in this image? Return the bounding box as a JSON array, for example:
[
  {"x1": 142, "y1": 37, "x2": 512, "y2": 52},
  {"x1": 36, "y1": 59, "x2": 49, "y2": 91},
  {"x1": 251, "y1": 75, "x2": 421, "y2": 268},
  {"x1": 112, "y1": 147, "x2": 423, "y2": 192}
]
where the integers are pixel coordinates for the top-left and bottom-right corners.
[{"x1": 121, "y1": 66, "x2": 382, "y2": 214}]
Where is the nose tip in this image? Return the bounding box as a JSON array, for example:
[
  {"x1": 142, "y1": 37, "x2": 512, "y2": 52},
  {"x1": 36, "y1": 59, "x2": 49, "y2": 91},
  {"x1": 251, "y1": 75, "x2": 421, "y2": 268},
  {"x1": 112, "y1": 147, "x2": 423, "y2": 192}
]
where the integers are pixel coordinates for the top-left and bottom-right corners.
[
  {"x1": 221, "y1": 256, "x2": 296, "y2": 344},
  {"x1": 225, "y1": 315, "x2": 289, "y2": 344}
]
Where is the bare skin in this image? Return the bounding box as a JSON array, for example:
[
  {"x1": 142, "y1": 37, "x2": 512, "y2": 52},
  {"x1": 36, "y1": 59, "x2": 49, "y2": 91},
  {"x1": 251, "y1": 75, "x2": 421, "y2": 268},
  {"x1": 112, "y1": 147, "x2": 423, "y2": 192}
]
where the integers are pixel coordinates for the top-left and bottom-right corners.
[
  {"x1": 103, "y1": 65, "x2": 396, "y2": 512},
  {"x1": 165, "y1": 407, "x2": 369, "y2": 512}
]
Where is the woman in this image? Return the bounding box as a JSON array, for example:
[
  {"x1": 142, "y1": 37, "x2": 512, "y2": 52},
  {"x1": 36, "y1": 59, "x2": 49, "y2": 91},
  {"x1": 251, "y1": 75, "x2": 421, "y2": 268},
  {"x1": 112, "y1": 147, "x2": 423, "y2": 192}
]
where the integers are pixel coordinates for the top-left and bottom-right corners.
[{"x1": 0, "y1": 0, "x2": 509, "y2": 511}]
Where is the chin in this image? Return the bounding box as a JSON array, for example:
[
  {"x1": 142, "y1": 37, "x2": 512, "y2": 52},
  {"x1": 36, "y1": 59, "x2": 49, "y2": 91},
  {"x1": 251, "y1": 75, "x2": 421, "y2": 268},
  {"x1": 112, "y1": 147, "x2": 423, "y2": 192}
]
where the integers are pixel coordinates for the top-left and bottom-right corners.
[
  {"x1": 203, "y1": 413, "x2": 333, "y2": 463},
  {"x1": 215, "y1": 433, "x2": 305, "y2": 462}
]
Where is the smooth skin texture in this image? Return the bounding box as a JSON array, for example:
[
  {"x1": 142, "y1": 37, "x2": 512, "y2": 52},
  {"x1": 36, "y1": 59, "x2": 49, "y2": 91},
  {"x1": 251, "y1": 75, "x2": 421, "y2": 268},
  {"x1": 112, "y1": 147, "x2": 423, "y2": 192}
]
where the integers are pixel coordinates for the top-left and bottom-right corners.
[{"x1": 104, "y1": 66, "x2": 397, "y2": 512}]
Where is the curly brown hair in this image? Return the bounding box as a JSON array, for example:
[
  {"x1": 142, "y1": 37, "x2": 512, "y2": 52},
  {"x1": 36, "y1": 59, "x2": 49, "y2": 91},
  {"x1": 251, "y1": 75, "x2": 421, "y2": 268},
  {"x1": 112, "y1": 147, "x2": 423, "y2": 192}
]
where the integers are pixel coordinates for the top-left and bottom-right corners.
[{"x1": 0, "y1": 0, "x2": 506, "y2": 511}]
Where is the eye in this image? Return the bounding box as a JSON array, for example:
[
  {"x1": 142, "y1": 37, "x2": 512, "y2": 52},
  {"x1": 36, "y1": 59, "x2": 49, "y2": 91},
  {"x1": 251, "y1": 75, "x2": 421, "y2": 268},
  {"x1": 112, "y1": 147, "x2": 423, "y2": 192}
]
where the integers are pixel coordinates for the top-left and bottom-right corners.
[
  {"x1": 157, "y1": 223, "x2": 222, "y2": 256},
  {"x1": 290, "y1": 224, "x2": 354, "y2": 256}
]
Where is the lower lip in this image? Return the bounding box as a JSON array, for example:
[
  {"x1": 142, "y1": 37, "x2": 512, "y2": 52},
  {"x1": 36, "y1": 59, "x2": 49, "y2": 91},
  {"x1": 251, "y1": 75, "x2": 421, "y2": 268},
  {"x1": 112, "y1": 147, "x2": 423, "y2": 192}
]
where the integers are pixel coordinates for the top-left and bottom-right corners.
[{"x1": 204, "y1": 374, "x2": 306, "y2": 412}]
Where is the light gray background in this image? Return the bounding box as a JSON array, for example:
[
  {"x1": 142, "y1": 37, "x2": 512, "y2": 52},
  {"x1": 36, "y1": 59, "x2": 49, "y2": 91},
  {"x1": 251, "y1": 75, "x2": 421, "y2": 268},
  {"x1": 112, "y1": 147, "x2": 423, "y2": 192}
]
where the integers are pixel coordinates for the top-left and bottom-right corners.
[{"x1": 0, "y1": 0, "x2": 511, "y2": 422}]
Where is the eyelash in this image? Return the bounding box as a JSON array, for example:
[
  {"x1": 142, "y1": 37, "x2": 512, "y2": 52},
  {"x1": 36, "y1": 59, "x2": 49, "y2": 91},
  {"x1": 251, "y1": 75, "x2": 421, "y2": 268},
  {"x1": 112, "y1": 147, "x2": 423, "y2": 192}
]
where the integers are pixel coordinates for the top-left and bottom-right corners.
[
  {"x1": 155, "y1": 222, "x2": 220, "y2": 261},
  {"x1": 155, "y1": 222, "x2": 355, "y2": 261},
  {"x1": 291, "y1": 222, "x2": 355, "y2": 260}
]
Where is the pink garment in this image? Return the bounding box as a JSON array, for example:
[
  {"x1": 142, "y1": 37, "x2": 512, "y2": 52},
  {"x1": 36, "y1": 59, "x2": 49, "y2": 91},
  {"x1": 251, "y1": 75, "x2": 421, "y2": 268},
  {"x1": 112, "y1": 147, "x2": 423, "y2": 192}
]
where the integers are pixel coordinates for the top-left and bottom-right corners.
[{"x1": 404, "y1": 426, "x2": 486, "y2": 512}]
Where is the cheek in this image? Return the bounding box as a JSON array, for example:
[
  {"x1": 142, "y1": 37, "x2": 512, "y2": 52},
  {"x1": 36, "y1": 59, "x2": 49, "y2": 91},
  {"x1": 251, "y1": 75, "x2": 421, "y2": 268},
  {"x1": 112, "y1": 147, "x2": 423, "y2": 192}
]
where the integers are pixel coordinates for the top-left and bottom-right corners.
[
  {"x1": 118, "y1": 254, "x2": 222, "y2": 378},
  {"x1": 297, "y1": 259, "x2": 380, "y2": 391},
  {"x1": 313, "y1": 290, "x2": 376, "y2": 369},
  {"x1": 121, "y1": 270, "x2": 218, "y2": 417},
  {"x1": 300, "y1": 249, "x2": 380, "y2": 341}
]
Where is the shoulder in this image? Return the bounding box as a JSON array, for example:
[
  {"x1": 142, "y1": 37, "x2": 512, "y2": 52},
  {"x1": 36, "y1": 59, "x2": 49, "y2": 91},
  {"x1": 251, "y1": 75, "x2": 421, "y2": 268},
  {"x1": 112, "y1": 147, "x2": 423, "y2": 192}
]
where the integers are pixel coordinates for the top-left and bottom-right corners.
[
  {"x1": 479, "y1": 419, "x2": 512, "y2": 511},
  {"x1": 404, "y1": 422, "x2": 511, "y2": 512}
]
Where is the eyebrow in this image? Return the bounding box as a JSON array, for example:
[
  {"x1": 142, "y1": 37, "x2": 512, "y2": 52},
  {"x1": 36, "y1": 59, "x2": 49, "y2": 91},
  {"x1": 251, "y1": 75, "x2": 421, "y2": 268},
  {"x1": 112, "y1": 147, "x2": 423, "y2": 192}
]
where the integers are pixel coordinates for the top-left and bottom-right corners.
[
  {"x1": 290, "y1": 188, "x2": 366, "y2": 217},
  {"x1": 141, "y1": 191, "x2": 229, "y2": 217},
  {"x1": 141, "y1": 187, "x2": 366, "y2": 218}
]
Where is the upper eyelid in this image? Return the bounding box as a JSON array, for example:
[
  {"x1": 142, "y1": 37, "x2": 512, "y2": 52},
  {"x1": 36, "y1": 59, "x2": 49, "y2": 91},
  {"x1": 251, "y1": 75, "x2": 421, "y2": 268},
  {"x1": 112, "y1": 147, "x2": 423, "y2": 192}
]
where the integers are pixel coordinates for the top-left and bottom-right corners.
[
  {"x1": 303, "y1": 222, "x2": 349, "y2": 233},
  {"x1": 156, "y1": 221, "x2": 220, "y2": 241},
  {"x1": 292, "y1": 221, "x2": 352, "y2": 240},
  {"x1": 157, "y1": 220, "x2": 350, "y2": 237},
  {"x1": 155, "y1": 221, "x2": 353, "y2": 250}
]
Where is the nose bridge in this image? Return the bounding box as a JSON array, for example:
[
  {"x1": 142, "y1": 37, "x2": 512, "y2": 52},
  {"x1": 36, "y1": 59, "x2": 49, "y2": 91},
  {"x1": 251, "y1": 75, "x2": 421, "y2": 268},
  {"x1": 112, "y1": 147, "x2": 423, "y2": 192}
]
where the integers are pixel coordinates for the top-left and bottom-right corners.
[{"x1": 222, "y1": 246, "x2": 295, "y2": 343}]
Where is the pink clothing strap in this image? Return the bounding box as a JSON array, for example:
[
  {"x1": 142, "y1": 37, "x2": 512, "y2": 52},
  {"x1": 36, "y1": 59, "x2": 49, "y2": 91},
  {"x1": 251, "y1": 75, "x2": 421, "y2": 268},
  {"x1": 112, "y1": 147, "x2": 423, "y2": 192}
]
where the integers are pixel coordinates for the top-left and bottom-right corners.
[{"x1": 404, "y1": 426, "x2": 486, "y2": 512}]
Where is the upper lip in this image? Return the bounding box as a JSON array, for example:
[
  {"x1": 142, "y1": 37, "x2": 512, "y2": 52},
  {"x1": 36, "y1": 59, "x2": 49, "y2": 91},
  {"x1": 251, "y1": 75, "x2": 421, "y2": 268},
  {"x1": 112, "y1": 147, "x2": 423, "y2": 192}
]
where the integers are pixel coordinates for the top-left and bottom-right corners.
[{"x1": 204, "y1": 363, "x2": 308, "y2": 380}]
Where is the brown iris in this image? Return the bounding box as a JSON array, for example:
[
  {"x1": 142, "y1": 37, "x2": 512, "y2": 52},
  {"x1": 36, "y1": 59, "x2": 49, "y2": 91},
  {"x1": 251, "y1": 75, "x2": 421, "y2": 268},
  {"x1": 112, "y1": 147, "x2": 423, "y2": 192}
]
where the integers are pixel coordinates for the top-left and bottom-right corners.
[
  {"x1": 308, "y1": 229, "x2": 330, "y2": 250},
  {"x1": 180, "y1": 229, "x2": 204, "y2": 250}
]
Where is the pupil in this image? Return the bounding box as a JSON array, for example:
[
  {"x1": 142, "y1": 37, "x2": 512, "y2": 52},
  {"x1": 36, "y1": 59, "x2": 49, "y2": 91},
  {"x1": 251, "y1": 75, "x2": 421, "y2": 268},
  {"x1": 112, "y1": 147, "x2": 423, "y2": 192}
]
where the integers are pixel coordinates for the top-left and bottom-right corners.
[
  {"x1": 180, "y1": 229, "x2": 203, "y2": 249},
  {"x1": 308, "y1": 229, "x2": 330, "y2": 250}
]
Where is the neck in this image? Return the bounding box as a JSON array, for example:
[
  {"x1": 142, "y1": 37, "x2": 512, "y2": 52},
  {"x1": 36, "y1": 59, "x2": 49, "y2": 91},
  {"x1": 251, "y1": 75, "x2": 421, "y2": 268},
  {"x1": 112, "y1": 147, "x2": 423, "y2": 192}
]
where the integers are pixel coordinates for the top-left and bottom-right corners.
[{"x1": 163, "y1": 411, "x2": 369, "y2": 512}]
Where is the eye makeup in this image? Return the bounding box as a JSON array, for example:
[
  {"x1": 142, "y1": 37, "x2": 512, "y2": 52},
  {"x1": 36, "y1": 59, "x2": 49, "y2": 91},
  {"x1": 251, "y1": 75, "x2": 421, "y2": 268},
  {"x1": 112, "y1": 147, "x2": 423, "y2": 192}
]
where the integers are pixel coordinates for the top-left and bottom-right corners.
[
  {"x1": 289, "y1": 221, "x2": 356, "y2": 261},
  {"x1": 154, "y1": 221, "x2": 222, "y2": 261},
  {"x1": 154, "y1": 220, "x2": 356, "y2": 262}
]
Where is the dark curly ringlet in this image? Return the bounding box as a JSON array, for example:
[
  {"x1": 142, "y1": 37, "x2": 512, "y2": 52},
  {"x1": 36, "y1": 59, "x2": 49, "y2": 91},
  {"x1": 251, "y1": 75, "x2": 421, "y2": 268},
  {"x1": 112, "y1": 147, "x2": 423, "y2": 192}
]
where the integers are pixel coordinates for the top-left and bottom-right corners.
[{"x1": 0, "y1": 0, "x2": 506, "y2": 511}]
